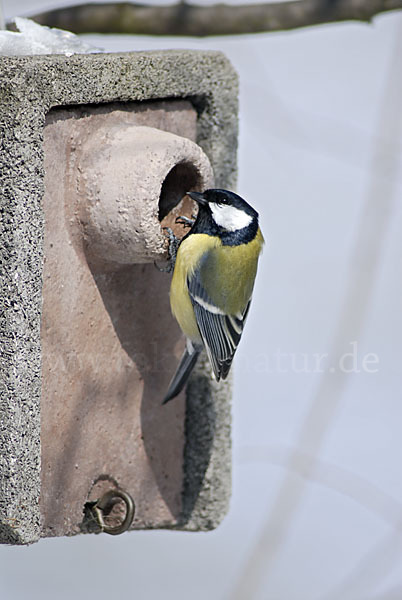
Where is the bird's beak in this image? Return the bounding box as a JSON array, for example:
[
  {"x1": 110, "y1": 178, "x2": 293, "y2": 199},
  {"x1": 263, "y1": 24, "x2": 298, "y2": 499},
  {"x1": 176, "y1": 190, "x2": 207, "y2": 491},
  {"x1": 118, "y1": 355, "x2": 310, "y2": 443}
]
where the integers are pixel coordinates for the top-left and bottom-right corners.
[{"x1": 187, "y1": 191, "x2": 207, "y2": 206}]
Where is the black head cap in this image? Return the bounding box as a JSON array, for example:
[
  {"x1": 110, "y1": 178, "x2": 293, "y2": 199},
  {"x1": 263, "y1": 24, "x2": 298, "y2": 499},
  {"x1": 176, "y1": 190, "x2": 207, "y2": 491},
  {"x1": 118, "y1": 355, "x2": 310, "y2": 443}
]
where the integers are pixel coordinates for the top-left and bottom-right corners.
[{"x1": 187, "y1": 189, "x2": 258, "y2": 219}]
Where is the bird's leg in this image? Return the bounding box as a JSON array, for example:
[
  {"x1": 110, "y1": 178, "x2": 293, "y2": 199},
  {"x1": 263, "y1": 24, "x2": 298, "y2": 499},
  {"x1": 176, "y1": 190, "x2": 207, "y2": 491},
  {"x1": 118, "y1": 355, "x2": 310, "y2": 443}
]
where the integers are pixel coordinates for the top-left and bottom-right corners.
[
  {"x1": 175, "y1": 214, "x2": 196, "y2": 228},
  {"x1": 164, "y1": 226, "x2": 180, "y2": 265},
  {"x1": 154, "y1": 227, "x2": 180, "y2": 273}
]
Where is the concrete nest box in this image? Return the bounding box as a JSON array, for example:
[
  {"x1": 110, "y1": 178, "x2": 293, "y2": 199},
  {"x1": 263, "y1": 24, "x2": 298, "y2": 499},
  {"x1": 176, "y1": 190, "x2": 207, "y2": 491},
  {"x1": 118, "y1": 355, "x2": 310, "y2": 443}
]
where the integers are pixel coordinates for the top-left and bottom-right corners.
[{"x1": 0, "y1": 51, "x2": 238, "y2": 544}]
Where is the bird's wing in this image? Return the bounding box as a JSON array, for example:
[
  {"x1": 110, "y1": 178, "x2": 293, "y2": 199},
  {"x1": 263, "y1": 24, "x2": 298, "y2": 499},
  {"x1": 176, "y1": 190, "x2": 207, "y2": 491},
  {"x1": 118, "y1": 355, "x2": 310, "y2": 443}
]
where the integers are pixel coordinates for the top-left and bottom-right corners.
[{"x1": 187, "y1": 256, "x2": 251, "y2": 381}]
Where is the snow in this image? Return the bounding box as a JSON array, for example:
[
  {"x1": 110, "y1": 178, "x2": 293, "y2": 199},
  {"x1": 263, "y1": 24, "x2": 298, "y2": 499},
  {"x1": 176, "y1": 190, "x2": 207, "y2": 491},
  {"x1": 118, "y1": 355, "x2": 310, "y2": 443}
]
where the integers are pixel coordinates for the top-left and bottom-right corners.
[{"x1": 0, "y1": 17, "x2": 102, "y2": 56}]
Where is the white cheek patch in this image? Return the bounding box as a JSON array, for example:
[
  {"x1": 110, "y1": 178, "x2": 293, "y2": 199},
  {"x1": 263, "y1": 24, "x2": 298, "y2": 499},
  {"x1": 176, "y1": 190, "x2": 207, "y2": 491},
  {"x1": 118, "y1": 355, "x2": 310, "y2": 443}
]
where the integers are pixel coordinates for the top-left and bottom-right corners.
[{"x1": 210, "y1": 203, "x2": 253, "y2": 232}]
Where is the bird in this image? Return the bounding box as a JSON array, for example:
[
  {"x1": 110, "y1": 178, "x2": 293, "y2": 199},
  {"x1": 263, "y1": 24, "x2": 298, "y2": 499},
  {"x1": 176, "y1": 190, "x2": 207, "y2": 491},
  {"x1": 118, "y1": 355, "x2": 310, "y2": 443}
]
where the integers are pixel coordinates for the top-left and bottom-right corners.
[{"x1": 163, "y1": 188, "x2": 264, "y2": 404}]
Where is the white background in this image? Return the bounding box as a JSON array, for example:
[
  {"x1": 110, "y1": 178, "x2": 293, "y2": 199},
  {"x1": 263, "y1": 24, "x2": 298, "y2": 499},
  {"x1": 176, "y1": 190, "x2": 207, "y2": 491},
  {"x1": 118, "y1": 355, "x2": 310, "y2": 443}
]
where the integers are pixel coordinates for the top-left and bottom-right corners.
[{"x1": 1, "y1": 1, "x2": 402, "y2": 598}]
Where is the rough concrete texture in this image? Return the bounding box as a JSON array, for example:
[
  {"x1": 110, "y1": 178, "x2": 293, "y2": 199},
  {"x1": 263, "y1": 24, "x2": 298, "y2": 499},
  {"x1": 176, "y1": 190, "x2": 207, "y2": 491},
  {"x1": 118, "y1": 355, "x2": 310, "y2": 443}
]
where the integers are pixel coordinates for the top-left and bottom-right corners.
[{"x1": 0, "y1": 51, "x2": 238, "y2": 544}]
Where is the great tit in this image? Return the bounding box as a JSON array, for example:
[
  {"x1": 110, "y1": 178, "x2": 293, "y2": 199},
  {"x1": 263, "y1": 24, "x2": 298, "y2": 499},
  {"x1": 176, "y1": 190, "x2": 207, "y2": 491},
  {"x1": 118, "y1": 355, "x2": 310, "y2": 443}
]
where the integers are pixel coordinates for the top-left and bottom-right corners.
[{"x1": 163, "y1": 188, "x2": 264, "y2": 404}]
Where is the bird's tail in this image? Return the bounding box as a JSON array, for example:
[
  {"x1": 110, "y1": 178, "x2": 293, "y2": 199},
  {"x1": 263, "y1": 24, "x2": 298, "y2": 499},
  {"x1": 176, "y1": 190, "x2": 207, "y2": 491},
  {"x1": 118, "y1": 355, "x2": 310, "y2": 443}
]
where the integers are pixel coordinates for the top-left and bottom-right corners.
[{"x1": 162, "y1": 344, "x2": 201, "y2": 404}]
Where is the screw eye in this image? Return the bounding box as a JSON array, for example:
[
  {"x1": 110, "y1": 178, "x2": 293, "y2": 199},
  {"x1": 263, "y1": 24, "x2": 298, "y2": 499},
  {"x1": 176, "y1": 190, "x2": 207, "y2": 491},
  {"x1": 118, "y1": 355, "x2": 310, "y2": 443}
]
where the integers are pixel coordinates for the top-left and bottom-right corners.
[{"x1": 92, "y1": 488, "x2": 135, "y2": 535}]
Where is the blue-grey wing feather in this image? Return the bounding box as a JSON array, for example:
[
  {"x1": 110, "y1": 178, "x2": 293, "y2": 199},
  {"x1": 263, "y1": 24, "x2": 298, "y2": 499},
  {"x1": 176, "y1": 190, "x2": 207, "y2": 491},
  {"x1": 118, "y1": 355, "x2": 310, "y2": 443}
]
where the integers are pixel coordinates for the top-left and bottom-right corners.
[{"x1": 187, "y1": 267, "x2": 250, "y2": 381}]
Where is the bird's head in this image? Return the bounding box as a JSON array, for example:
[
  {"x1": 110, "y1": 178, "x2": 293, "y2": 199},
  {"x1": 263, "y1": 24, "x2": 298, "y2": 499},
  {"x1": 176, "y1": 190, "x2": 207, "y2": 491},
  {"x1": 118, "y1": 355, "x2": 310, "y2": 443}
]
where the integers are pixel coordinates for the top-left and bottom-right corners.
[{"x1": 187, "y1": 189, "x2": 258, "y2": 233}]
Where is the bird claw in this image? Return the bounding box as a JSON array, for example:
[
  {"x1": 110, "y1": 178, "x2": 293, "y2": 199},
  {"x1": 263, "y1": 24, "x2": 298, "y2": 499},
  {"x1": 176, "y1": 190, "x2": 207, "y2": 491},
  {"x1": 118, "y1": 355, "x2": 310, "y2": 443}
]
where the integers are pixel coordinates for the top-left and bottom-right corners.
[
  {"x1": 154, "y1": 227, "x2": 180, "y2": 273},
  {"x1": 175, "y1": 214, "x2": 196, "y2": 228}
]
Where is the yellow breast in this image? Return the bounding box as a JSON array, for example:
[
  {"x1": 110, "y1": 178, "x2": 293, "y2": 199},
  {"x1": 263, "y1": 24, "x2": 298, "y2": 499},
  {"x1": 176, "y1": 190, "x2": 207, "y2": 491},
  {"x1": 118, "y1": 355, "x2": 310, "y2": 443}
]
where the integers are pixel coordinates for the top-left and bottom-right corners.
[
  {"x1": 170, "y1": 234, "x2": 218, "y2": 342},
  {"x1": 170, "y1": 228, "x2": 264, "y2": 341}
]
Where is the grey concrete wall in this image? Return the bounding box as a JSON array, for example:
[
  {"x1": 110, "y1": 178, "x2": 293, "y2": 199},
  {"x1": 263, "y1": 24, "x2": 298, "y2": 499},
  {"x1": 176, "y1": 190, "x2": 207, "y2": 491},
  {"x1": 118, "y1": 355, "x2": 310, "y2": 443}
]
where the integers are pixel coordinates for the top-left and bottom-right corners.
[{"x1": 0, "y1": 51, "x2": 238, "y2": 544}]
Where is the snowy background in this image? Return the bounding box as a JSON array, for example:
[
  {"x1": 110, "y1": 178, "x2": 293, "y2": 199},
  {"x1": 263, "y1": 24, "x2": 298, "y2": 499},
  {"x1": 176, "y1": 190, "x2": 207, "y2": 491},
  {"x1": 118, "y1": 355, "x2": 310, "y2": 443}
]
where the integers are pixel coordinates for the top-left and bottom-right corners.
[{"x1": 1, "y1": 1, "x2": 402, "y2": 599}]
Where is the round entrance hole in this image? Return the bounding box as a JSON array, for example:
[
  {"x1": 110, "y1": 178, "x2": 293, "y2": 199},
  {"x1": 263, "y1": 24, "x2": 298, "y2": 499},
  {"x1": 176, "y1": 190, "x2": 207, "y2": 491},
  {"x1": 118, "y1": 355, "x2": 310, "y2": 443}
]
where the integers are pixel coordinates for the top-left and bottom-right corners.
[{"x1": 159, "y1": 162, "x2": 202, "y2": 221}]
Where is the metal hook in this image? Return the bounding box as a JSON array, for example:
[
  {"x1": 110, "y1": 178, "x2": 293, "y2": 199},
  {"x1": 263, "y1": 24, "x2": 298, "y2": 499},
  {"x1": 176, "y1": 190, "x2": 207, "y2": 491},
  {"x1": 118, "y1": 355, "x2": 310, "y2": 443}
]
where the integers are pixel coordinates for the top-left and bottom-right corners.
[{"x1": 93, "y1": 489, "x2": 135, "y2": 535}]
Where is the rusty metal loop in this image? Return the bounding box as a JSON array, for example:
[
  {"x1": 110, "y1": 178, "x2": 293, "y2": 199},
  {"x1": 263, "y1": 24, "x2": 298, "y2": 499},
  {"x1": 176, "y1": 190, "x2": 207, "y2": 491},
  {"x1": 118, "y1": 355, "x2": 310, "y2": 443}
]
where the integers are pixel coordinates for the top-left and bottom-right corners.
[{"x1": 93, "y1": 489, "x2": 135, "y2": 535}]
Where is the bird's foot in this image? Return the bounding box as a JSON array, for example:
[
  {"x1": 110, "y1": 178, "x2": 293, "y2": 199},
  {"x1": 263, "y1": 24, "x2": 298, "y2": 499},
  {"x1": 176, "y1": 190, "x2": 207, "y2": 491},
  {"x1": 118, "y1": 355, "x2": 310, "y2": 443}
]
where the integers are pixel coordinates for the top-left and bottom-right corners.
[
  {"x1": 154, "y1": 227, "x2": 180, "y2": 273},
  {"x1": 175, "y1": 214, "x2": 196, "y2": 228}
]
